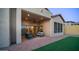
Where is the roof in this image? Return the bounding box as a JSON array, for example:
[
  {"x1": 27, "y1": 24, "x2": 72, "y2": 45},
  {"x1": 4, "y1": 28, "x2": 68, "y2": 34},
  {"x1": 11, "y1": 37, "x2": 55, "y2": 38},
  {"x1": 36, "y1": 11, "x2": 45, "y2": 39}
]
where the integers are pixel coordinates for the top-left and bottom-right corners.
[
  {"x1": 45, "y1": 8, "x2": 51, "y2": 12},
  {"x1": 65, "y1": 21, "x2": 75, "y2": 23},
  {"x1": 45, "y1": 8, "x2": 49, "y2": 11},
  {"x1": 45, "y1": 8, "x2": 52, "y2": 14},
  {"x1": 65, "y1": 21, "x2": 79, "y2": 25},
  {"x1": 51, "y1": 14, "x2": 65, "y2": 22}
]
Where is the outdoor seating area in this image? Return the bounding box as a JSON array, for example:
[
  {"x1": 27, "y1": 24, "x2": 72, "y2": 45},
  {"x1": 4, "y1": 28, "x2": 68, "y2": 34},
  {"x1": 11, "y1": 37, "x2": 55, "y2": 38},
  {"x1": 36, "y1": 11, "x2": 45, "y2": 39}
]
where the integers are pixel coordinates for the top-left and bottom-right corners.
[
  {"x1": 21, "y1": 9, "x2": 50, "y2": 41},
  {"x1": 36, "y1": 31, "x2": 44, "y2": 37},
  {"x1": 21, "y1": 26, "x2": 45, "y2": 40}
]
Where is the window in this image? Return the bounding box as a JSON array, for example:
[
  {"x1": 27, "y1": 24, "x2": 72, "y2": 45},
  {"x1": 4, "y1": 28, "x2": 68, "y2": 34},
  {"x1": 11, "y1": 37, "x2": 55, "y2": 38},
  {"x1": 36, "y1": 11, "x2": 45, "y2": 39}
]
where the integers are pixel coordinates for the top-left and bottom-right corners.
[
  {"x1": 58, "y1": 23, "x2": 60, "y2": 32},
  {"x1": 60, "y1": 24, "x2": 63, "y2": 32},
  {"x1": 54, "y1": 22, "x2": 58, "y2": 33},
  {"x1": 54, "y1": 22, "x2": 63, "y2": 33}
]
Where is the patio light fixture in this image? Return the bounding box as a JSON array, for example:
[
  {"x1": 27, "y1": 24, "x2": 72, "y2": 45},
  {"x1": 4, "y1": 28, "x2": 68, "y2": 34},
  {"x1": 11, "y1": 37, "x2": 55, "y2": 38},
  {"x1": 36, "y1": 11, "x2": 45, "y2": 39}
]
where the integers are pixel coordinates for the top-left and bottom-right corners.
[{"x1": 27, "y1": 14, "x2": 30, "y2": 16}]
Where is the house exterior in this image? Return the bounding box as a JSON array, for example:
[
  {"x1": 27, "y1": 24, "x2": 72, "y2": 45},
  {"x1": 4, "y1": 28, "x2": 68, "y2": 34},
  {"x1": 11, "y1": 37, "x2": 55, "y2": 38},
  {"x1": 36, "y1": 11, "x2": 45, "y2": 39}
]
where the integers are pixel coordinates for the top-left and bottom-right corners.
[
  {"x1": 50, "y1": 15, "x2": 65, "y2": 37},
  {"x1": 0, "y1": 8, "x2": 79, "y2": 48},
  {"x1": 0, "y1": 8, "x2": 53, "y2": 48}
]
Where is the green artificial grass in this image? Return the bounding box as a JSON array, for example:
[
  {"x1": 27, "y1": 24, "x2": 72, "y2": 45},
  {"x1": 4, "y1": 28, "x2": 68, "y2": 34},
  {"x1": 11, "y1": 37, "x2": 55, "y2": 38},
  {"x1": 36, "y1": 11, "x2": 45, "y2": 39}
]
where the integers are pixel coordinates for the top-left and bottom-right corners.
[{"x1": 34, "y1": 36, "x2": 79, "y2": 51}]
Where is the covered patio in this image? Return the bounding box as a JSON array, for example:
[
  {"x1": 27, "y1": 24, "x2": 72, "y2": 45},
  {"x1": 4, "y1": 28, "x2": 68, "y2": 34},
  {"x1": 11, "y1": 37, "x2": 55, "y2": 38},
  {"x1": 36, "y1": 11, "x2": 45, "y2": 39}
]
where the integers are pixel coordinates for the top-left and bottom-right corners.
[{"x1": 21, "y1": 10, "x2": 50, "y2": 42}]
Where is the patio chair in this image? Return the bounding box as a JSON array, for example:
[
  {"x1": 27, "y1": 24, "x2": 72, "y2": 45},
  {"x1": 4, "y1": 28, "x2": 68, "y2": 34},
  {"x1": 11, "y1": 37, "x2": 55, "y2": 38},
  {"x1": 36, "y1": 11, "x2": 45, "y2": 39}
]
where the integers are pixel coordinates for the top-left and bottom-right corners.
[{"x1": 36, "y1": 31, "x2": 44, "y2": 37}]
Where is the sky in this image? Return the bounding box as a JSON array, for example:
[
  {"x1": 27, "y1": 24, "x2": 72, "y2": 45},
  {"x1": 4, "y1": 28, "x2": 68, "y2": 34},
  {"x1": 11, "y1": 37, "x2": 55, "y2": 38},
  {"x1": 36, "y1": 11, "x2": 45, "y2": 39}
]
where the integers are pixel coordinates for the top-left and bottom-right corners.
[{"x1": 48, "y1": 8, "x2": 79, "y2": 22}]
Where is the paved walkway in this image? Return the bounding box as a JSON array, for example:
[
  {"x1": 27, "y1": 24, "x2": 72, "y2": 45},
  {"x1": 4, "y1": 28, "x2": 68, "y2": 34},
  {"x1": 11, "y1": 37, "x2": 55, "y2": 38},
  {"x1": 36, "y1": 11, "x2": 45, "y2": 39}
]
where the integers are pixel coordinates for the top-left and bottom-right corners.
[{"x1": 7, "y1": 36, "x2": 64, "y2": 51}]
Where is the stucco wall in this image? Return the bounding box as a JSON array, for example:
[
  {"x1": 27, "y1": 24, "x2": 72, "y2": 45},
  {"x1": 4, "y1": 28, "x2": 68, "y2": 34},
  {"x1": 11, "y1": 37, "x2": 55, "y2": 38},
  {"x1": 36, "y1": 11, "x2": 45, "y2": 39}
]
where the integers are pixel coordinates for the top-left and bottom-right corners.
[
  {"x1": 41, "y1": 20, "x2": 50, "y2": 36},
  {"x1": 0, "y1": 8, "x2": 10, "y2": 48},
  {"x1": 0, "y1": 8, "x2": 22, "y2": 48},
  {"x1": 50, "y1": 16, "x2": 64, "y2": 37},
  {"x1": 22, "y1": 8, "x2": 52, "y2": 18},
  {"x1": 64, "y1": 25, "x2": 79, "y2": 35},
  {"x1": 16, "y1": 8, "x2": 21, "y2": 44}
]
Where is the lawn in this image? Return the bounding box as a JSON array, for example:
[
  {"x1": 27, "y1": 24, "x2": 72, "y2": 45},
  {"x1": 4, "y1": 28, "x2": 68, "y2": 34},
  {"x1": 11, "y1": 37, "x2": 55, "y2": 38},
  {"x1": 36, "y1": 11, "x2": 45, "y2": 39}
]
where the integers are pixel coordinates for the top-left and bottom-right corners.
[{"x1": 34, "y1": 36, "x2": 79, "y2": 51}]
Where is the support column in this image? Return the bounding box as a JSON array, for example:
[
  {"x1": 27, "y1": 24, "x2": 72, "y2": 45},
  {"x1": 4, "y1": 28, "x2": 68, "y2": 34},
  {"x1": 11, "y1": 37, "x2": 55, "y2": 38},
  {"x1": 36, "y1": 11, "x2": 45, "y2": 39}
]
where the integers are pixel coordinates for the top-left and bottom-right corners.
[{"x1": 16, "y1": 8, "x2": 22, "y2": 44}]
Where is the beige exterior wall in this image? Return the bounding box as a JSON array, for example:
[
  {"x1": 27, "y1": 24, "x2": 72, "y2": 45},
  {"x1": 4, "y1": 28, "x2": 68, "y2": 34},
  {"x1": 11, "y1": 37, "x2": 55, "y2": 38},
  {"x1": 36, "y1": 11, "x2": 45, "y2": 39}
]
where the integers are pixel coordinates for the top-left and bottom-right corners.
[
  {"x1": 41, "y1": 20, "x2": 50, "y2": 36},
  {"x1": 50, "y1": 16, "x2": 64, "y2": 37},
  {"x1": 22, "y1": 8, "x2": 52, "y2": 18},
  {"x1": 64, "y1": 24, "x2": 79, "y2": 35}
]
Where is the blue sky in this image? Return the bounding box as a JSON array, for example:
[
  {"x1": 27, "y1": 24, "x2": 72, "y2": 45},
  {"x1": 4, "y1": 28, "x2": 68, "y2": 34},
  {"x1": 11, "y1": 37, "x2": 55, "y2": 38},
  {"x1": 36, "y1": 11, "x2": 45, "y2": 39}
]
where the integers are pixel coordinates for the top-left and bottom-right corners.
[{"x1": 48, "y1": 8, "x2": 79, "y2": 22}]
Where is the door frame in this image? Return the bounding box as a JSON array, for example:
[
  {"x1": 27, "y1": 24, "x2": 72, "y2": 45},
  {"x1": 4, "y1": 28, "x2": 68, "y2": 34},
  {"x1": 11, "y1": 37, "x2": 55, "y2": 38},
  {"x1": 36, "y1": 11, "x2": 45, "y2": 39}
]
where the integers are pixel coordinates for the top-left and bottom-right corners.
[{"x1": 9, "y1": 8, "x2": 16, "y2": 45}]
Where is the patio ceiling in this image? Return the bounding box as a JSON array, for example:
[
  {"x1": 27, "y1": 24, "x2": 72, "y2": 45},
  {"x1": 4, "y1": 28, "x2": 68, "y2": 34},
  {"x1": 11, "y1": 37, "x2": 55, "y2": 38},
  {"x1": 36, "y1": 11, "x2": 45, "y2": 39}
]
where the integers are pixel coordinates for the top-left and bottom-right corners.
[{"x1": 22, "y1": 10, "x2": 50, "y2": 23}]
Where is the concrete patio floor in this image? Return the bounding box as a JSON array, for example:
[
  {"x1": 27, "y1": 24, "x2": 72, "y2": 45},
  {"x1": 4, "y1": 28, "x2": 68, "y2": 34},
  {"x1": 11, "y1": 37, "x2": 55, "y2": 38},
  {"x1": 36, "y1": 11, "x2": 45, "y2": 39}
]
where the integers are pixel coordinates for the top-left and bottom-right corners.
[{"x1": 6, "y1": 36, "x2": 64, "y2": 51}]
